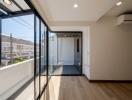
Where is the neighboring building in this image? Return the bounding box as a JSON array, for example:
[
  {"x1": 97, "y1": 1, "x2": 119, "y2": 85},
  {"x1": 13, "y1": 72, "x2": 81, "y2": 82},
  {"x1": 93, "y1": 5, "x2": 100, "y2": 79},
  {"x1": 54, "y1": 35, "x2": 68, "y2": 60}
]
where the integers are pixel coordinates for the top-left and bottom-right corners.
[{"x1": 1, "y1": 35, "x2": 34, "y2": 65}]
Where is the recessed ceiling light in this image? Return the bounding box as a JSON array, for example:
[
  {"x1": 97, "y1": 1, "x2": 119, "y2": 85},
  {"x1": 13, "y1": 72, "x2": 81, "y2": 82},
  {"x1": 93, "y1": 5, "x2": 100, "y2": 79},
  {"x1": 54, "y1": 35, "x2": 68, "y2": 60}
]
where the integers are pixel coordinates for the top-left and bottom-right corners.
[
  {"x1": 74, "y1": 4, "x2": 78, "y2": 8},
  {"x1": 3, "y1": 0, "x2": 12, "y2": 5},
  {"x1": 116, "y1": 1, "x2": 122, "y2": 6}
]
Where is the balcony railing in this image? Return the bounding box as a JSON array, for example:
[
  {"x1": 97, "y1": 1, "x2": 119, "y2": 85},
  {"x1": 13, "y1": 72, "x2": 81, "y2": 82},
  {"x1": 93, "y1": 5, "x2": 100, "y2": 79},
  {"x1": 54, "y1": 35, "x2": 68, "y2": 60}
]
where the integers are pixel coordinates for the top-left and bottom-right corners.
[{"x1": 0, "y1": 59, "x2": 34, "y2": 99}]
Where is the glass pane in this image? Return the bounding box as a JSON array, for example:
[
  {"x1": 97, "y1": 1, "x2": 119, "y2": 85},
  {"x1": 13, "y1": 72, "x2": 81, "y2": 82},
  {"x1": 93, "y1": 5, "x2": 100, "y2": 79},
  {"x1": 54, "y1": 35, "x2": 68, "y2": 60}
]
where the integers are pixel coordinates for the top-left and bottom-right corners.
[
  {"x1": 40, "y1": 22, "x2": 47, "y2": 92},
  {"x1": 49, "y1": 32, "x2": 57, "y2": 75},
  {"x1": 35, "y1": 16, "x2": 40, "y2": 98},
  {"x1": 1, "y1": 14, "x2": 34, "y2": 66},
  {"x1": 1, "y1": 14, "x2": 34, "y2": 99},
  {"x1": 35, "y1": 17, "x2": 48, "y2": 99}
]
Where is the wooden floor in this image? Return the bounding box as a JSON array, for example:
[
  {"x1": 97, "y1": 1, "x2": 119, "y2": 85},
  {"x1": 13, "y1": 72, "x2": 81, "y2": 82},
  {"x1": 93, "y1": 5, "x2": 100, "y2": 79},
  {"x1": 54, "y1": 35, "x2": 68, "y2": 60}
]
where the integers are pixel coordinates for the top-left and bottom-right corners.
[{"x1": 41, "y1": 76, "x2": 132, "y2": 100}]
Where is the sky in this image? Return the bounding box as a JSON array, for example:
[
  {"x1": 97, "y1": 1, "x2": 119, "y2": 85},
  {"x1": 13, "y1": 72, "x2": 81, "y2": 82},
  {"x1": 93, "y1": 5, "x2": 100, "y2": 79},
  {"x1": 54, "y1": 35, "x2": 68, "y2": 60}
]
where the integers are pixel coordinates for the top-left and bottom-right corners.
[{"x1": 2, "y1": 14, "x2": 34, "y2": 42}]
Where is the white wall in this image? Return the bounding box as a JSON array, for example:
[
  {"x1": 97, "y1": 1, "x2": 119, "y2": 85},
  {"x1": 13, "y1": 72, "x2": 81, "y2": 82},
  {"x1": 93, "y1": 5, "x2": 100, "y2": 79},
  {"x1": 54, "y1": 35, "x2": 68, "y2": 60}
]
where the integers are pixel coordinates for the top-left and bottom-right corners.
[
  {"x1": 0, "y1": 59, "x2": 34, "y2": 99},
  {"x1": 58, "y1": 37, "x2": 74, "y2": 65},
  {"x1": 49, "y1": 36, "x2": 75, "y2": 65},
  {"x1": 90, "y1": 16, "x2": 132, "y2": 80},
  {"x1": 51, "y1": 17, "x2": 132, "y2": 81}
]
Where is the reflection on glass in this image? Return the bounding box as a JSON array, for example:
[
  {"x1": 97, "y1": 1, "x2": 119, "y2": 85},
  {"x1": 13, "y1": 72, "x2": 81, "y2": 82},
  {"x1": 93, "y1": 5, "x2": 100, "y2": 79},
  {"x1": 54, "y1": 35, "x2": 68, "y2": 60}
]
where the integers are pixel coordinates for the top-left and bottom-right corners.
[
  {"x1": 35, "y1": 16, "x2": 40, "y2": 98},
  {"x1": 34, "y1": 16, "x2": 48, "y2": 99},
  {"x1": 40, "y1": 22, "x2": 47, "y2": 92},
  {"x1": 1, "y1": 14, "x2": 34, "y2": 99}
]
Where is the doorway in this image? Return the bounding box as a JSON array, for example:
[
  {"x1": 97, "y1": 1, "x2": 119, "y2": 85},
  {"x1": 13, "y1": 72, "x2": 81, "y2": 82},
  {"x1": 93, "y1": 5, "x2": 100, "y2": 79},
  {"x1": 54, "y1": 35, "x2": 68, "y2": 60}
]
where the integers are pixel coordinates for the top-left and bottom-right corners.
[{"x1": 49, "y1": 32, "x2": 82, "y2": 76}]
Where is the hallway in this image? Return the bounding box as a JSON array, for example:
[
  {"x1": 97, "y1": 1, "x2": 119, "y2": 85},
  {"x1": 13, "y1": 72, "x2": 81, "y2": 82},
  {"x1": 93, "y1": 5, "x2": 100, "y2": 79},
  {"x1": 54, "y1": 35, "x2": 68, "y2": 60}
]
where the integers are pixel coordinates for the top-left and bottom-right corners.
[{"x1": 41, "y1": 76, "x2": 132, "y2": 100}]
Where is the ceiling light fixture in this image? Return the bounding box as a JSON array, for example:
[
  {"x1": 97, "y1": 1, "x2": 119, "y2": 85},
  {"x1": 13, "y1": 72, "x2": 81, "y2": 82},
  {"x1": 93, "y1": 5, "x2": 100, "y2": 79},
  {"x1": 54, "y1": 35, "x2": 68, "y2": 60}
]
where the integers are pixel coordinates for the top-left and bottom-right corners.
[
  {"x1": 116, "y1": 1, "x2": 122, "y2": 6},
  {"x1": 3, "y1": 0, "x2": 12, "y2": 5},
  {"x1": 74, "y1": 4, "x2": 78, "y2": 8}
]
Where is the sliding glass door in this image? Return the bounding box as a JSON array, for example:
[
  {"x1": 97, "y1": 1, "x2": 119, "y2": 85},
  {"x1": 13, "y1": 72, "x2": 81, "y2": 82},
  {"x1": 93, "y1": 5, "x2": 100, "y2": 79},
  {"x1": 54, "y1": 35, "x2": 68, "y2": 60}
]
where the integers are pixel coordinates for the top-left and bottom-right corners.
[
  {"x1": 40, "y1": 21, "x2": 47, "y2": 92},
  {"x1": 34, "y1": 15, "x2": 39, "y2": 99},
  {"x1": 34, "y1": 15, "x2": 48, "y2": 99}
]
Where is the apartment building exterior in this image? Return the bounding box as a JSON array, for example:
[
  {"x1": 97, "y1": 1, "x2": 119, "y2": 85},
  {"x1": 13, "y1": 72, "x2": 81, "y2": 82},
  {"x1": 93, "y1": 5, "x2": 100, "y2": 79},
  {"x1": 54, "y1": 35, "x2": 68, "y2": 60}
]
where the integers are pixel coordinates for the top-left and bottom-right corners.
[{"x1": 1, "y1": 35, "x2": 34, "y2": 66}]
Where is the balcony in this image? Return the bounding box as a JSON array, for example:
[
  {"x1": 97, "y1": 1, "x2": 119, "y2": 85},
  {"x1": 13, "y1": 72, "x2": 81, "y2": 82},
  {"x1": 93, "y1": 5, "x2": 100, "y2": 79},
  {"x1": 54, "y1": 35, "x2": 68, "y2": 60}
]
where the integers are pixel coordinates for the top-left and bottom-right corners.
[{"x1": 0, "y1": 59, "x2": 34, "y2": 99}]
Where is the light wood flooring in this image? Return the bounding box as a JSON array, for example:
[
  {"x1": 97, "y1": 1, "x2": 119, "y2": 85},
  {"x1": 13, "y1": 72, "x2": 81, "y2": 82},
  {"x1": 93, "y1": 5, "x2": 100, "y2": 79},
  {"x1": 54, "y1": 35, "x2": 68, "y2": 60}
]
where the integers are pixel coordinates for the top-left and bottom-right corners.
[{"x1": 41, "y1": 76, "x2": 132, "y2": 100}]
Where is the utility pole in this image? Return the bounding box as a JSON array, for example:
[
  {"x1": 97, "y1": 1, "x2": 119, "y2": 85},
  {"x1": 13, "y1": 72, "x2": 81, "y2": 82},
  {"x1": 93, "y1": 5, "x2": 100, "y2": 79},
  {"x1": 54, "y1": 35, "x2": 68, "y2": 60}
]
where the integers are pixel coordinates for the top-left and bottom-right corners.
[{"x1": 10, "y1": 33, "x2": 13, "y2": 64}]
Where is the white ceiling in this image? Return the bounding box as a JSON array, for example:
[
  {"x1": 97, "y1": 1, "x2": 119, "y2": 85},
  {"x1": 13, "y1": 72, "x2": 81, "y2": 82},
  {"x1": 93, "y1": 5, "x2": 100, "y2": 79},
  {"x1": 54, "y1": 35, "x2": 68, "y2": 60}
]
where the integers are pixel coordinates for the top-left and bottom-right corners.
[
  {"x1": 33, "y1": 0, "x2": 119, "y2": 21},
  {"x1": 32, "y1": 0, "x2": 132, "y2": 25}
]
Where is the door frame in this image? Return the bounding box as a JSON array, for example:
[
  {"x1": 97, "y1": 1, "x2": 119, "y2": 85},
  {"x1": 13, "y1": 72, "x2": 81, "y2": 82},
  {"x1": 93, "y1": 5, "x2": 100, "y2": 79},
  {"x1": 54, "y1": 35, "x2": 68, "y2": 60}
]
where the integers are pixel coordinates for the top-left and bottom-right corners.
[{"x1": 49, "y1": 31, "x2": 83, "y2": 76}]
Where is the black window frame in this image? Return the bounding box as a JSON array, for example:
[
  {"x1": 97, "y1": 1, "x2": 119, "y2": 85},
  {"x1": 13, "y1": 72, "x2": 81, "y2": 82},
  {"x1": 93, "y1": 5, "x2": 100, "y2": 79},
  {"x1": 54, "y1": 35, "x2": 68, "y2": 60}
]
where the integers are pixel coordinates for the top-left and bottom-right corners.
[{"x1": 77, "y1": 38, "x2": 80, "y2": 52}]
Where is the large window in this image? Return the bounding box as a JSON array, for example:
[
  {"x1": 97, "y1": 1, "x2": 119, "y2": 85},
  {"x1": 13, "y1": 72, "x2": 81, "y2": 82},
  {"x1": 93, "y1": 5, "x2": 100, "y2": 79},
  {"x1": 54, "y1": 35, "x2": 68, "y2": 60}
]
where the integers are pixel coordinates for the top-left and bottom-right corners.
[
  {"x1": 0, "y1": 14, "x2": 49, "y2": 99},
  {"x1": 0, "y1": 0, "x2": 49, "y2": 100},
  {"x1": 1, "y1": 14, "x2": 34, "y2": 67}
]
